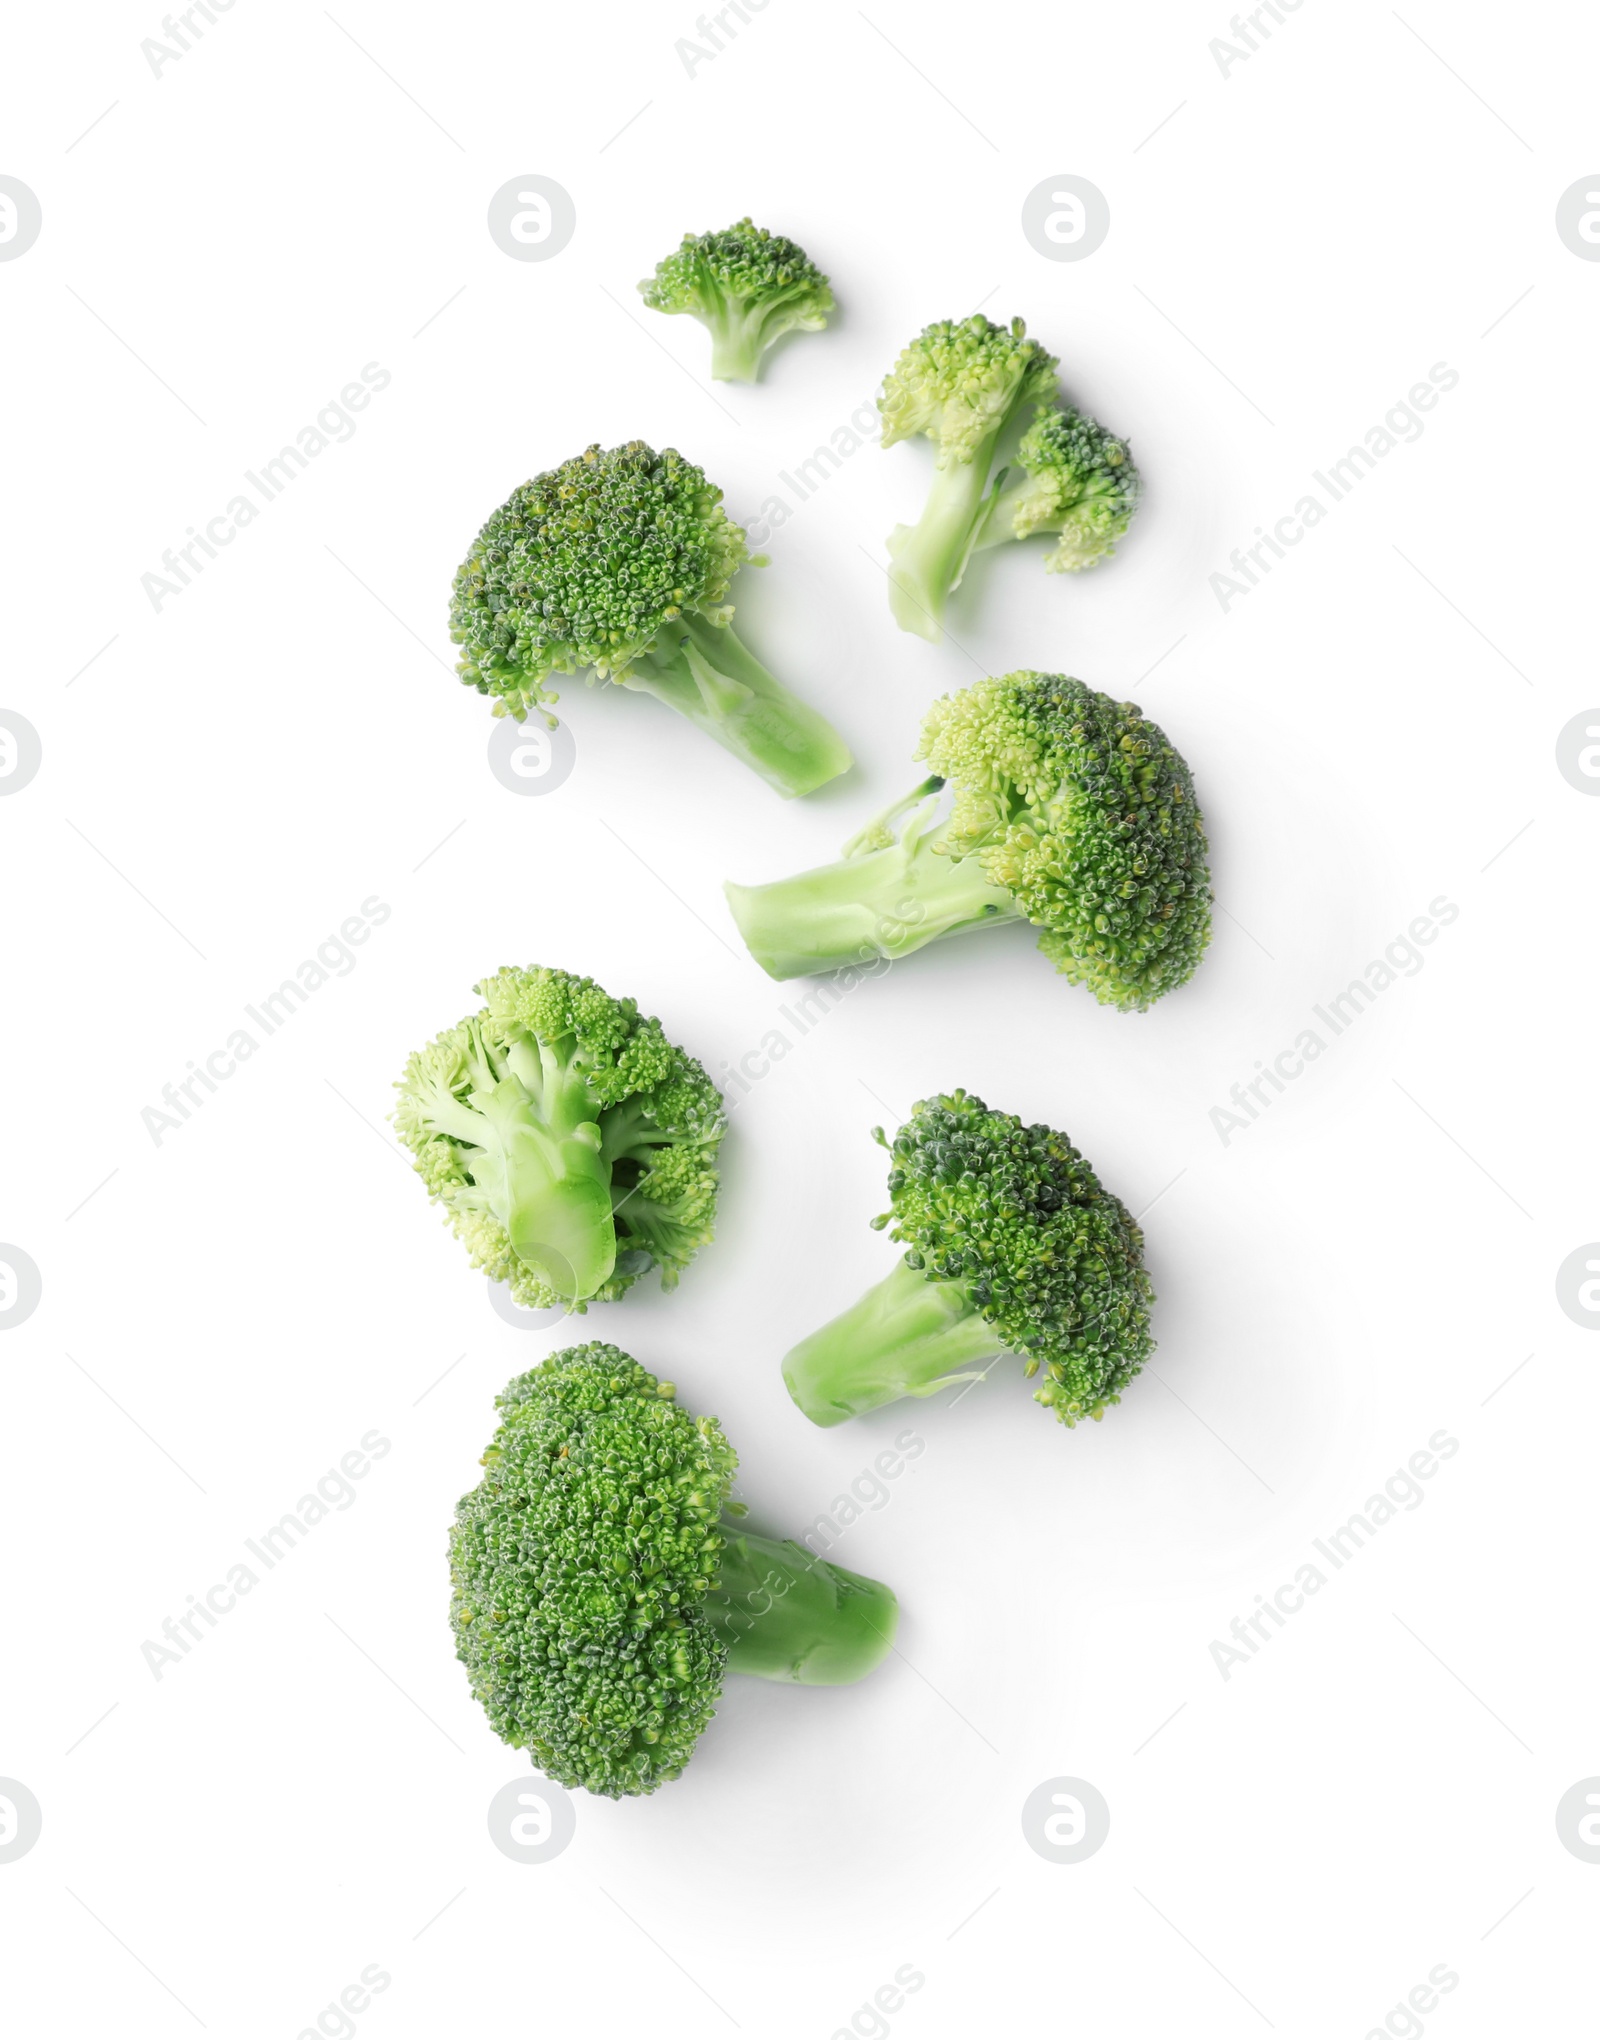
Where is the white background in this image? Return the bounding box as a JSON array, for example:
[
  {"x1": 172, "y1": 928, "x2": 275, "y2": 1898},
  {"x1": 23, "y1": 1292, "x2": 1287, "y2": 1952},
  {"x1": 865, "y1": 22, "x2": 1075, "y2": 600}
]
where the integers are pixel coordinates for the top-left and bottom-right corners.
[{"x1": 2, "y1": 1, "x2": 1597, "y2": 2034}]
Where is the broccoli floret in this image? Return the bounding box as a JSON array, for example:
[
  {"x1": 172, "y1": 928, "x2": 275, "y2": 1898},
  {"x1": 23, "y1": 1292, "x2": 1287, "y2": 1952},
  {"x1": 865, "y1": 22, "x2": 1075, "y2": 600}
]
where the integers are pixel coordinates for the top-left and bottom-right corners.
[
  {"x1": 725, "y1": 671, "x2": 1212, "y2": 1011},
  {"x1": 783, "y1": 1093, "x2": 1153, "y2": 1430},
  {"x1": 451, "y1": 1345, "x2": 899, "y2": 1796},
  {"x1": 879, "y1": 314, "x2": 1059, "y2": 641},
  {"x1": 638, "y1": 218, "x2": 835, "y2": 382},
  {"x1": 450, "y1": 441, "x2": 851, "y2": 798},
  {"x1": 394, "y1": 966, "x2": 724, "y2": 1310},
  {"x1": 973, "y1": 405, "x2": 1140, "y2": 572}
]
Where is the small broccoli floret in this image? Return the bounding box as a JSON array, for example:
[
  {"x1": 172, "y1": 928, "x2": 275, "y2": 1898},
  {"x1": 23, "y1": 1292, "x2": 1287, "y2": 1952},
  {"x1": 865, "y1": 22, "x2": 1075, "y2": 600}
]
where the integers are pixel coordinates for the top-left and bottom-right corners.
[
  {"x1": 450, "y1": 441, "x2": 851, "y2": 797},
  {"x1": 974, "y1": 405, "x2": 1141, "y2": 572},
  {"x1": 783, "y1": 1094, "x2": 1154, "y2": 1430},
  {"x1": 639, "y1": 218, "x2": 835, "y2": 382},
  {"x1": 394, "y1": 966, "x2": 724, "y2": 1310},
  {"x1": 878, "y1": 314, "x2": 1059, "y2": 640},
  {"x1": 725, "y1": 671, "x2": 1212, "y2": 1010},
  {"x1": 451, "y1": 1346, "x2": 899, "y2": 1796}
]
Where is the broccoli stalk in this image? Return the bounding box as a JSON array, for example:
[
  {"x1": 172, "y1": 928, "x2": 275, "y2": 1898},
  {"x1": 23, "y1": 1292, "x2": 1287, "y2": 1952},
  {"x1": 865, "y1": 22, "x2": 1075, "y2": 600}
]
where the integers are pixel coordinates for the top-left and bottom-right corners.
[
  {"x1": 703, "y1": 1527, "x2": 898, "y2": 1682},
  {"x1": 725, "y1": 672, "x2": 1212, "y2": 1012},
  {"x1": 621, "y1": 609, "x2": 852, "y2": 799},
  {"x1": 700, "y1": 292, "x2": 824, "y2": 383},
  {"x1": 782, "y1": 1096, "x2": 1156, "y2": 1434},
  {"x1": 403, "y1": 1020, "x2": 618, "y2": 1300},
  {"x1": 784, "y1": 1258, "x2": 1005, "y2": 1426},
  {"x1": 724, "y1": 776, "x2": 1019, "y2": 980},
  {"x1": 885, "y1": 448, "x2": 1000, "y2": 640}
]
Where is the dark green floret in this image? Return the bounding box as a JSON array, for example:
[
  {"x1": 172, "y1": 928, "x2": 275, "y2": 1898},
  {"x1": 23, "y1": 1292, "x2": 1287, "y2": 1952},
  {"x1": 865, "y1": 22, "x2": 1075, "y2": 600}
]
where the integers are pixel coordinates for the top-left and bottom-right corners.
[
  {"x1": 783, "y1": 1093, "x2": 1154, "y2": 1430},
  {"x1": 639, "y1": 218, "x2": 834, "y2": 381},
  {"x1": 724, "y1": 671, "x2": 1212, "y2": 1010},
  {"x1": 450, "y1": 441, "x2": 851, "y2": 797},
  {"x1": 879, "y1": 314, "x2": 1059, "y2": 641},
  {"x1": 973, "y1": 405, "x2": 1140, "y2": 572},
  {"x1": 451, "y1": 1346, "x2": 899, "y2": 1797},
  {"x1": 393, "y1": 966, "x2": 724, "y2": 1310}
]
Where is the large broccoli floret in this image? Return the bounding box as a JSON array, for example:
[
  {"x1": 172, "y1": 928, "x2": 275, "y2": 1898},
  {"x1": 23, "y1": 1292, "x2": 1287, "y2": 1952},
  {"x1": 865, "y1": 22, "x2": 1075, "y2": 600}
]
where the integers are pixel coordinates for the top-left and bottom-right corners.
[
  {"x1": 451, "y1": 1345, "x2": 899, "y2": 1797},
  {"x1": 725, "y1": 672, "x2": 1212, "y2": 1011},
  {"x1": 783, "y1": 1094, "x2": 1154, "y2": 1430},
  {"x1": 638, "y1": 218, "x2": 835, "y2": 382},
  {"x1": 394, "y1": 966, "x2": 724, "y2": 1310},
  {"x1": 450, "y1": 441, "x2": 851, "y2": 797},
  {"x1": 879, "y1": 314, "x2": 1059, "y2": 641},
  {"x1": 973, "y1": 405, "x2": 1140, "y2": 572}
]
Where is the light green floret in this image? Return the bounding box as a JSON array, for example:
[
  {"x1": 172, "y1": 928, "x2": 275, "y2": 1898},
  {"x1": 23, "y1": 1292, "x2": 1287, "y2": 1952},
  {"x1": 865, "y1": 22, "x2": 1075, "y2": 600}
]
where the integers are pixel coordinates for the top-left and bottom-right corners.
[
  {"x1": 394, "y1": 966, "x2": 724, "y2": 1310},
  {"x1": 450, "y1": 441, "x2": 851, "y2": 797},
  {"x1": 879, "y1": 314, "x2": 1059, "y2": 640},
  {"x1": 724, "y1": 671, "x2": 1212, "y2": 1011},
  {"x1": 973, "y1": 405, "x2": 1140, "y2": 572},
  {"x1": 639, "y1": 218, "x2": 835, "y2": 382},
  {"x1": 451, "y1": 1346, "x2": 899, "y2": 1798},
  {"x1": 783, "y1": 1092, "x2": 1154, "y2": 1431}
]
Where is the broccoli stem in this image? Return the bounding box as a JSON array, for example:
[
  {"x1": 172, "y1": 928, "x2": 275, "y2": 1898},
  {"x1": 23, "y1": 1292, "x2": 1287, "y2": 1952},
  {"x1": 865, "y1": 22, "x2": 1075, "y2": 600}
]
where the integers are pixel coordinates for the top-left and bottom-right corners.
[
  {"x1": 704, "y1": 1528, "x2": 898, "y2": 1683},
  {"x1": 706, "y1": 301, "x2": 778, "y2": 382},
  {"x1": 886, "y1": 451, "x2": 997, "y2": 641},
  {"x1": 622, "y1": 611, "x2": 851, "y2": 798},
  {"x1": 465, "y1": 1079, "x2": 618, "y2": 1301},
  {"x1": 783, "y1": 1256, "x2": 1008, "y2": 1426},
  {"x1": 969, "y1": 472, "x2": 1038, "y2": 553},
  {"x1": 724, "y1": 795, "x2": 1020, "y2": 980}
]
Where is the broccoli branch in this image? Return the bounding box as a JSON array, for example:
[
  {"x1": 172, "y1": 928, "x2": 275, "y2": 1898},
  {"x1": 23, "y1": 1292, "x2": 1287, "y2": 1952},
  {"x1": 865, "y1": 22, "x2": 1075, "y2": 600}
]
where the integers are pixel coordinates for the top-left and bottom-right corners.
[
  {"x1": 622, "y1": 610, "x2": 851, "y2": 799},
  {"x1": 885, "y1": 452, "x2": 999, "y2": 641},
  {"x1": 409, "y1": 1040, "x2": 616, "y2": 1302},
  {"x1": 782, "y1": 1256, "x2": 1009, "y2": 1425},
  {"x1": 724, "y1": 782, "x2": 1019, "y2": 980},
  {"x1": 702, "y1": 1528, "x2": 899, "y2": 1681}
]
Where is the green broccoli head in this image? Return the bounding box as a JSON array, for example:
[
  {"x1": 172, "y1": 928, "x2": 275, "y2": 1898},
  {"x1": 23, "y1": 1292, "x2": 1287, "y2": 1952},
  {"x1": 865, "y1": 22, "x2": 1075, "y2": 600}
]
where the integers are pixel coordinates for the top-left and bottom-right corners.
[
  {"x1": 639, "y1": 218, "x2": 834, "y2": 381},
  {"x1": 782, "y1": 1092, "x2": 1154, "y2": 1431},
  {"x1": 918, "y1": 672, "x2": 1211, "y2": 1010},
  {"x1": 451, "y1": 1346, "x2": 738, "y2": 1796},
  {"x1": 450, "y1": 441, "x2": 746, "y2": 717},
  {"x1": 451, "y1": 1346, "x2": 900, "y2": 1796},
  {"x1": 725, "y1": 672, "x2": 1212, "y2": 1011},
  {"x1": 879, "y1": 313, "x2": 1059, "y2": 466},
  {"x1": 393, "y1": 966, "x2": 723, "y2": 1311},
  {"x1": 983, "y1": 406, "x2": 1141, "y2": 571},
  {"x1": 877, "y1": 1092, "x2": 1153, "y2": 1421},
  {"x1": 449, "y1": 441, "x2": 852, "y2": 798}
]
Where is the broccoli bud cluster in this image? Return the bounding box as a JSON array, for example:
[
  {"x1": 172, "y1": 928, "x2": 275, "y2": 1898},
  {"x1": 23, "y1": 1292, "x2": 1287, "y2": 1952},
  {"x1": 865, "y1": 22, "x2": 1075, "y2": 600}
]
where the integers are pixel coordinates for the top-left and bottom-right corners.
[
  {"x1": 450, "y1": 1346, "x2": 738, "y2": 1797},
  {"x1": 920, "y1": 672, "x2": 1211, "y2": 1011},
  {"x1": 878, "y1": 1092, "x2": 1154, "y2": 1424},
  {"x1": 450, "y1": 441, "x2": 748, "y2": 718}
]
